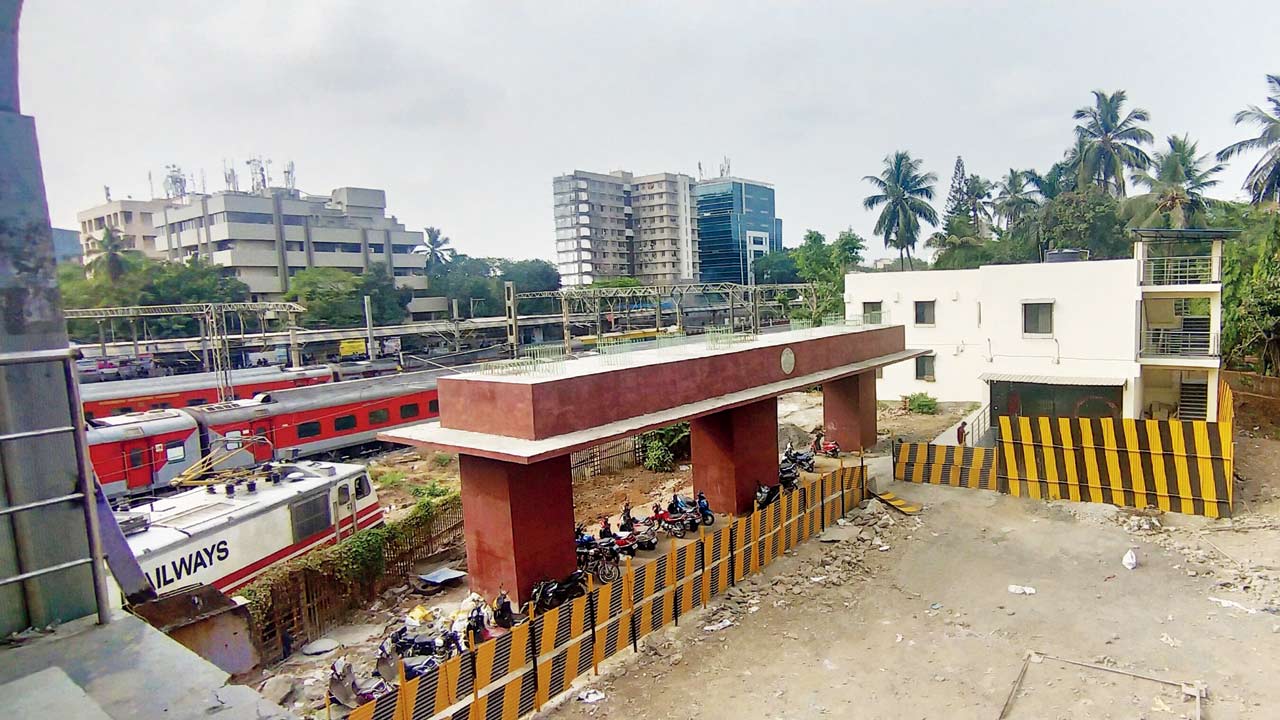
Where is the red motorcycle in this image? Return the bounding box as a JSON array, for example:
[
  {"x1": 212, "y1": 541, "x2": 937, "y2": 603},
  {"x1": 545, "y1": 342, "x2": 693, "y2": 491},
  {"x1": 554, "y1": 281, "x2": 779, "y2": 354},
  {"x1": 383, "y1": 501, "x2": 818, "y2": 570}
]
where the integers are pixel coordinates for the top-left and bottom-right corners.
[{"x1": 812, "y1": 431, "x2": 841, "y2": 458}]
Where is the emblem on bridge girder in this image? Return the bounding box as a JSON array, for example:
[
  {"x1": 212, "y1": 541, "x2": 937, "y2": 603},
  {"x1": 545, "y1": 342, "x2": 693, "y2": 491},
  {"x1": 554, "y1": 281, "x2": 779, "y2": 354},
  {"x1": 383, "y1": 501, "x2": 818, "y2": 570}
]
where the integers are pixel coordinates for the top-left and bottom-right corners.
[{"x1": 780, "y1": 347, "x2": 795, "y2": 375}]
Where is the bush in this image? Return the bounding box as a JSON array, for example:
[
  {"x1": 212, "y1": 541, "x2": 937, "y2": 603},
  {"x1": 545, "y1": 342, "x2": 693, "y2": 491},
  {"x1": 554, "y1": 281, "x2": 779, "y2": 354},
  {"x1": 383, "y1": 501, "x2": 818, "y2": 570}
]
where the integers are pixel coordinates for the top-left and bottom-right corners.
[
  {"x1": 432, "y1": 452, "x2": 453, "y2": 468},
  {"x1": 643, "y1": 441, "x2": 675, "y2": 473},
  {"x1": 905, "y1": 392, "x2": 938, "y2": 414},
  {"x1": 411, "y1": 481, "x2": 452, "y2": 500}
]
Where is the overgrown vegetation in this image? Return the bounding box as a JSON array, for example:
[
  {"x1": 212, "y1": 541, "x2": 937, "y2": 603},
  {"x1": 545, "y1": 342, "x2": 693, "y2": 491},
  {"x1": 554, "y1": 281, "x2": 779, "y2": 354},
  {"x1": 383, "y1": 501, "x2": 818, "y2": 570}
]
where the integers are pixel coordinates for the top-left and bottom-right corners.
[
  {"x1": 238, "y1": 489, "x2": 460, "y2": 626},
  {"x1": 641, "y1": 422, "x2": 690, "y2": 472},
  {"x1": 905, "y1": 392, "x2": 939, "y2": 414}
]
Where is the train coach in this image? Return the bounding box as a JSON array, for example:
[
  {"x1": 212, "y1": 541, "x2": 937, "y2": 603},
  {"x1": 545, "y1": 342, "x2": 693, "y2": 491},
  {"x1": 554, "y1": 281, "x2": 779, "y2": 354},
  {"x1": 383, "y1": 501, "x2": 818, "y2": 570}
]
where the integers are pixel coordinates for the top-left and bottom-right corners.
[
  {"x1": 87, "y1": 368, "x2": 450, "y2": 497},
  {"x1": 81, "y1": 366, "x2": 333, "y2": 420}
]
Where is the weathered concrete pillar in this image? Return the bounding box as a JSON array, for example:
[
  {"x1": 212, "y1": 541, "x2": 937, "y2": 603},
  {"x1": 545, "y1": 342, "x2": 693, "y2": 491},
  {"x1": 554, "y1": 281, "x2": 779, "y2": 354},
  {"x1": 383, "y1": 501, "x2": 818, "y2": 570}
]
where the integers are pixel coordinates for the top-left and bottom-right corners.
[
  {"x1": 691, "y1": 397, "x2": 778, "y2": 515},
  {"x1": 458, "y1": 454, "x2": 577, "y2": 604},
  {"x1": 823, "y1": 372, "x2": 877, "y2": 451}
]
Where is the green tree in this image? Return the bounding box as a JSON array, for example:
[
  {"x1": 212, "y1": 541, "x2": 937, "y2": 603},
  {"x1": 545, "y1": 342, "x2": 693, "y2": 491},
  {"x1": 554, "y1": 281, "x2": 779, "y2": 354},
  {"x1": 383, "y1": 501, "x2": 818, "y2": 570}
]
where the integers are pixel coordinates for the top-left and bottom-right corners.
[
  {"x1": 285, "y1": 267, "x2": 363, "y2": 328},
  {"x1": 792, "y1": 230, "x2": 833, "y2": 282},
  {"x1": 138, "y1": 258, "x2": 251, "y2": 336},
  {"x1": 1124, "y1": 135, "x2": 1225, "y2": 228},
  {"x1": 1233, "y1": 215, "x2": 1280, "y2": 373},
  {"x1": 943, "y1": 156, "x2": 969, "y2": 221},
  {"x1": 358, "y1": 263, "x2": 412, "y2": 324},
  {"x1": 1072, "y1": 89, "x2": 1154, "y2": 196},
  {"x1": 1039, "y1": 190, "x2": 1128, "y2": 259},
  {"x1": 1216, "y1": 74, "x2": 1280, "y2": 206},
  {"x1": 497, "y1": 258, "x2": 560, "y2": 314},
  {"x1": 1028, "y1": 161, "x2": 1076, "y2": 201},
  {"x1": 926, "y1": 230, "x2": 992, "y2": 269},
  {"x1": 862, "y1": 151, "x2": 939, "y2": 270},
  {"x1": 588, "y1": 277, "x2": 641, "y2": 288},
  {"x1": 751, "y1": 250, "x2": 800, "y2": 284},
  {"x1": 994, "y1": 169, "x2": 1040, "y2": 228},
  {"x1": 86, "y1": 227, "x2": 144, "y2": 283},
  {"x1": 832, "y1": 228, "x2": 868, "y2": 272}
]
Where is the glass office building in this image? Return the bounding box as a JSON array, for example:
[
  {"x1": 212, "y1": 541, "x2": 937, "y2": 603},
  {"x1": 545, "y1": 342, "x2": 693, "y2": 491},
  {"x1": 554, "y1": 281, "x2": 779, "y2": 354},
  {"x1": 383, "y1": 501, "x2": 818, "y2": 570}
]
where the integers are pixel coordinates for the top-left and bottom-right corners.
[{"x1": 695, "y1": 178, "x2": 782, "y2": 283}]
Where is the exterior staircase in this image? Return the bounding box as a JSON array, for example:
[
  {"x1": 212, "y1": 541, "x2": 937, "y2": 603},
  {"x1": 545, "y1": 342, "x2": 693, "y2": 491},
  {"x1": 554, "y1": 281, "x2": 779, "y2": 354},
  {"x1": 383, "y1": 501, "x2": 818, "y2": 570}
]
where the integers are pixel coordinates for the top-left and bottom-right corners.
[{"x1": 1178, "y1": 381, "x2": 1209, "y2": 421}]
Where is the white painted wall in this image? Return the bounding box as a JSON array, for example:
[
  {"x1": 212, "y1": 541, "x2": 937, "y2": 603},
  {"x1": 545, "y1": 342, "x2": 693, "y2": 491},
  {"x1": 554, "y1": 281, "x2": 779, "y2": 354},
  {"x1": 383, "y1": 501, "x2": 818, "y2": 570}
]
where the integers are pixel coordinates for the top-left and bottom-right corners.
[{"x1": 845, "y1": 259, "x2": 1144, "y2": 416}]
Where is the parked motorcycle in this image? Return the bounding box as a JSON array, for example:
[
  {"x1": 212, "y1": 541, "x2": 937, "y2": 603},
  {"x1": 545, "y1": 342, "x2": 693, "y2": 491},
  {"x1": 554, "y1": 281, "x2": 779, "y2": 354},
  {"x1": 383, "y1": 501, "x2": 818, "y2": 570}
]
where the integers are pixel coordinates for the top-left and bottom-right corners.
[
  {"x1": 812, "y1": 431, "x2": 841, "y2": 458},
  {"x1": 374, "y1": 639, "x2": 438, "y2": 682},
  {"x1": 389, "y1": 625, "x2": 464, "y2": 661},
  {"x1": 329, "y1": 657, "x2": 393, "y2": 709},
  {"x1": 530, "y1": 570, "x2": 588, "y2": 612},
  {"x1": 784, "y1": 442, "x2": 817, "y2": 472},
  {"x1": 577, "y1": 542, "x2": 621, "y2": 583},
  {"x1": 695, "y1": 491, "x2": 715, "y2": 525},
  {"x1": 650, "y1": 504, "x2": 686, "y2": 539},
  {"x1": 778, "y1": 460, "x2": 801, "y2": 491}
]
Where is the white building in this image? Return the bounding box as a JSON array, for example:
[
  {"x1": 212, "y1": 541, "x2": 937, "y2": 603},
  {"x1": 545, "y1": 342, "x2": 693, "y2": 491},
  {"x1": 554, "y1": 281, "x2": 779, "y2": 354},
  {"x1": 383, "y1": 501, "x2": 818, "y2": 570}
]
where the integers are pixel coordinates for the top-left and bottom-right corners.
[
  {"x1": 844, "y1": 230, "x2": 1227, "y2": 425},
  {"x1": 76, "y1": 198, "x2": 171, "y2": 261}
]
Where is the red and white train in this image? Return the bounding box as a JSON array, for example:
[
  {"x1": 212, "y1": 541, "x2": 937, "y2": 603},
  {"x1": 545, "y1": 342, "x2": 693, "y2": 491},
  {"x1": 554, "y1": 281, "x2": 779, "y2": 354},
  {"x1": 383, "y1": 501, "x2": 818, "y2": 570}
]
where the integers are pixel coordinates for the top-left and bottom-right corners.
[
  {"x1": 80, "y1": 360, "x2": 403, "y2": 420},
  {"x1": 88, "y1": 368, "x2": 448, "y2": 498},
  {"x1": 120, "y1": 460, "x2": 383, "y2": 594}
]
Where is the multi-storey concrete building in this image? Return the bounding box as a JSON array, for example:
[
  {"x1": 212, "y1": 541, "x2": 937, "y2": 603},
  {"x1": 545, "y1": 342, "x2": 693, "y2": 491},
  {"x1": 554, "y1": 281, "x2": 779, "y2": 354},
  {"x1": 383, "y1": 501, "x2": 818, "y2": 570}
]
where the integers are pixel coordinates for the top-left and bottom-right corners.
[
  {"x1": 76, "y1": 198, "x2": 170, "y2": 261},
  {"x1": 153, "y1": 187, "x2": 445, "y2": 318},
  {"x1": 694, "y1": 176, "x2": 782, "y2": 284},
  {"x1": 552, "y1": 169, "x2": 698, "y2": 286},
  {"x1": 844, "y1": 229, "x2": 1229, "y2": 426}
]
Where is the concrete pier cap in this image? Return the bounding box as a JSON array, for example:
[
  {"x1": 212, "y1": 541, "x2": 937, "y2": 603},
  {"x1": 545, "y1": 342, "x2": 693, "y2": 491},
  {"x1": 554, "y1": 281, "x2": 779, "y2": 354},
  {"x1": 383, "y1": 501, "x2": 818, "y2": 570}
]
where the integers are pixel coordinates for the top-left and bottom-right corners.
[{"x1": 381, "y1": 325, "x2": 923, "y2": 602}]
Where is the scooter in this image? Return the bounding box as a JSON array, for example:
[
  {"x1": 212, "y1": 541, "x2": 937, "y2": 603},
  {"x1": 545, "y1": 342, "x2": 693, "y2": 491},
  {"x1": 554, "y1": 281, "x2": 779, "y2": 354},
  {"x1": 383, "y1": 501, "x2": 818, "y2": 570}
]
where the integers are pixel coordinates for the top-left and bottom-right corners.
[
  {"x1": 784, "y1": 442, "x2": 816, "y2": 472},
  {"x1": 374, "y1": 639, "x2": 438, "y2": 682},
  {"x1": 329, "y1": 657, "x2": 393, "y2": 709},
  {"x1": 695, "y1": 491, "x2": 715, "y2": 525},
  {"x1": 812, "y1": 431, "x2": 841, "y2": 458},
  {"x1": 778, "y1": 460, "x2": 801, "y2": 492},
  {"x1": 755, "y1": 482, "x2": 781, "y2": 510},
  {"x1": 492, "y1": 588, "x2": 525, "y2": 629}
]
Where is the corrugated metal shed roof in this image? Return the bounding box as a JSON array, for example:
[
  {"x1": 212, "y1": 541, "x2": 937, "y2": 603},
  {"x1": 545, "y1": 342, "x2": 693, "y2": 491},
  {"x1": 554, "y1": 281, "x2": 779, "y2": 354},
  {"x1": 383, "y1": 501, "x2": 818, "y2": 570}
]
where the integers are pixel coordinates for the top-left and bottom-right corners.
[{"x1": 978, "y1": 372, "x2": 1127, "y2": 387}]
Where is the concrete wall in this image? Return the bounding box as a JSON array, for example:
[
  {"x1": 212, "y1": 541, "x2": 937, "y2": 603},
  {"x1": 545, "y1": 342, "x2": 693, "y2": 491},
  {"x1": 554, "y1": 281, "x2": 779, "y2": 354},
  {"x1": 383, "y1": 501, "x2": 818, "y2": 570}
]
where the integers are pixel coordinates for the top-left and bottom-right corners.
[{"x1": 845, "y1": 260, "x2": 1143, "y2": 415}]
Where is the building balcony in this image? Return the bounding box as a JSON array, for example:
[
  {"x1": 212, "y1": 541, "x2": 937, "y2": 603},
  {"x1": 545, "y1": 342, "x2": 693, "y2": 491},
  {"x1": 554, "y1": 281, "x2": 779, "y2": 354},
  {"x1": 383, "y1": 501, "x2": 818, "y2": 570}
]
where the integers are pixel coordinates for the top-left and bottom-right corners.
[
  {"x1": 1142, "y1": 256, "x2": 1219, "y2": 287},
  {"x1": 1139, "y1": 329, "x2": 1218, "y2": 360}
]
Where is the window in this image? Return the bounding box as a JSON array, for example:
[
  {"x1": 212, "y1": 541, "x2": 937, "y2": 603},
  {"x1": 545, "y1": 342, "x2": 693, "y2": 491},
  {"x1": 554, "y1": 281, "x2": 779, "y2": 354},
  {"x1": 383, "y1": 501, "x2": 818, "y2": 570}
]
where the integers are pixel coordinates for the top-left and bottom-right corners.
[
  {"x1": 185, "y1": 398, "x2": 207, "y2": 407},
  {"x1": 334, "y1": 414, "x2": 357, "y2": 431},
  {"x1": 914, "y1": 301, "x2": 935, "y2": 326},
  {"x1": 863, "y1": 301, "x2": 883, "y2": 324},
  {"x1": 875, "y1": 367, "x2": 884, "y2": 379},
  {"x1": 1022, "y1": 302, "x2": 1054, "y2": 336},
  {"x1": 368, "y1": 408, "x2": 390, "y2": 425},
  {"x1": 297, "y1": 421, "x2": 322, "y2": 438},
  {"x1": 224, "y1": 430, "x2": 242, "y2": 450},
  {"x1": 285, "y1": 241, "x2": 304, "y2": 252},
  {"x1": 290, "y1": 493, "x2": 332, "y2": 542},
  {"x1": 399, "y1": 403, "x2": 420, "y2": 419},
  {"x1": 915, "y1": 355, "x2": 936, "y2": 381},
  {"x1": 117, "y1": 407, "x2": 133, "y2": 415},
  {"x1": 164, "y1": 441, "x2": 186, "y2": 463},
  {"x1": 129, "y1": 449, "x2": 144, "y2": 468},
  {"x1": 355, "y1": 473, "x2": 372, "y2": 499},
  {"x1": 337, "y1": 485, "x2": 351, "y2": 505},
  {"x1": 428, "y1": 399, "x2": 439, "y2": 414},
  {"x1": 151, "y1": 402, "x2": 171, "y2": 409}
]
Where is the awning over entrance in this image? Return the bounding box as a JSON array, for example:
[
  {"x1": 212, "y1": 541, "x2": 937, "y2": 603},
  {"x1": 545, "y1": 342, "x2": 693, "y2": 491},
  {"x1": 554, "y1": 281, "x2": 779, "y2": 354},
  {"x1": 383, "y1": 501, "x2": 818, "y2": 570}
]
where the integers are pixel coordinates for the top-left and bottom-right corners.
[{"x1": 978, "y1": 372, "x2": 1127, "y2": 388}]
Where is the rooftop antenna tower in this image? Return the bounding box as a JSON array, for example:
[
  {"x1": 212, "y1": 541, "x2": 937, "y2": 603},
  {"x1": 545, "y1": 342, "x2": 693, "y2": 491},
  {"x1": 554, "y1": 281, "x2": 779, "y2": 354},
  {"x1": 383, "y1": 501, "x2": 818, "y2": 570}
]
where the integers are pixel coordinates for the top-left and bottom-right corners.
[
  {"x1": 697, "y1": 161, "x2": 704, "y2": 181},
  {"x1": 103, "y1": 185, "x2": 111, "y2": 202},
  {"x1": 162, "y1": 165, "x2": 187, "y2": 200},
  {"x1": 246, "y1": 157, "x2": 268, "y2": 194},
  {"x1": 147, "y1": 171, "x2": 154, "y2": 199},
  {"x1": 718, "y1": 156, "x2": 731, "y2": 178},
  {"x1": 199, "y1": 169, "x2": 207, "y2": 194},
  {"x1": 222, "y1": 159, "x2": 240, "y2": 192},
  {"x1": 283, "y1": 160, "x2": 295, "y2": 191}
]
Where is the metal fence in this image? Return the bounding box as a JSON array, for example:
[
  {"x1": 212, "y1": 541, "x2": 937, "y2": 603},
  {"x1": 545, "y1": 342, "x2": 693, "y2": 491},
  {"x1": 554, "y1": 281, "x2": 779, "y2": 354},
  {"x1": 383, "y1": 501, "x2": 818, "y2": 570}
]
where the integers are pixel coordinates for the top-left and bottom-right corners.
[
  {"x1": 1142, "y1": 256, "x2": 1217, "y2": 286},
  {"x1": 570, "y1": 436, "x2": 644, "y2": 480}
]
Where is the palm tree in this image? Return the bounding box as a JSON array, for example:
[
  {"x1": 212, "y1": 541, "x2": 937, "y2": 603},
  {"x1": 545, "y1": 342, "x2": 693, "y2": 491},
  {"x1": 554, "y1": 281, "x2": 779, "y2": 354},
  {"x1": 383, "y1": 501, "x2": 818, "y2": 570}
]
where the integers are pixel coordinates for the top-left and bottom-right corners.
[
  {"x1": 863, "y1": 151, "x2": 939, "y2": 270},
  {"x1": 1125, "y1": 135, "x2": 1225, "y2": 228},
  {"x1": 1217, "y1": 74, "x2": 1280, "y2": 206},
  {"x1": 1072, "y1": 89, "x2": 1154, "y2": 196},
  {"x1": 86, "y1": 227, "x2": 142, "y2": 282},
  {"x1": 418, "y1": 226, "x2": 455, "y2": 270},
  {"x1": 962, "y1": 175, "x2": 995, "y2": 232},
  {"x1": 994, "y1": 169, "x2": 1040, "y2": 228},
  {"x1": 1028, "y1": 159, "x2": 1076, "y2": 202}
]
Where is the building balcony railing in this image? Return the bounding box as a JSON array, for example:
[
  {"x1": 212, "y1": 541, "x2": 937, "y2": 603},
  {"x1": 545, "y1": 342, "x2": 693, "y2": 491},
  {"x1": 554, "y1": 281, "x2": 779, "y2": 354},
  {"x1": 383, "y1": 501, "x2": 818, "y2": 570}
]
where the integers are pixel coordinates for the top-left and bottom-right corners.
[
  {"x1": 1139, "y1": 329, "x2": 1219, "y2": 359},
  {"x1": 1142, "y1": 256, "x2": 1219, "y2": 286}
]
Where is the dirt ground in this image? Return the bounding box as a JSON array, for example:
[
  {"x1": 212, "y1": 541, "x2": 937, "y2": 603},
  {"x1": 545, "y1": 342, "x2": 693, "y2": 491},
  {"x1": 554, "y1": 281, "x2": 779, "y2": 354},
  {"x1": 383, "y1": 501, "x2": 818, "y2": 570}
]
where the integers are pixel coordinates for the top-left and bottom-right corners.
[
  {"x1": 545, "y1": 448, "x2": 1280, "y2": 720},
  {"x1": 777, "y1": 390, "x2": 974, "y2": 449},
  {"x1": 1233, "y1": 392, "x2": 1280, "y2": 441}
]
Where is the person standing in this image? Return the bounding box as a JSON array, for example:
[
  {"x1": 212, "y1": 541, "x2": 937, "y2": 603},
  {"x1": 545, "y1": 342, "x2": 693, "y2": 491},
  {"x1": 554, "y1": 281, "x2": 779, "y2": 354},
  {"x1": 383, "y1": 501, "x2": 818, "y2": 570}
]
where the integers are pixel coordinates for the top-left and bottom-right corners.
[{"x1": 956, "y1": 421, "x2": 968, "y2": 447}]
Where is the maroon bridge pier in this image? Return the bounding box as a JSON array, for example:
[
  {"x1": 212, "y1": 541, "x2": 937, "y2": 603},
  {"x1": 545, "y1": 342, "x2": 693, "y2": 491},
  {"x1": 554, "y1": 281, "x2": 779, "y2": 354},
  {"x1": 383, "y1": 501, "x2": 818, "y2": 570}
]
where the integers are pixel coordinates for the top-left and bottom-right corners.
[{"x1": 380, "y1": 326, "x2": 922, "y2": 602}]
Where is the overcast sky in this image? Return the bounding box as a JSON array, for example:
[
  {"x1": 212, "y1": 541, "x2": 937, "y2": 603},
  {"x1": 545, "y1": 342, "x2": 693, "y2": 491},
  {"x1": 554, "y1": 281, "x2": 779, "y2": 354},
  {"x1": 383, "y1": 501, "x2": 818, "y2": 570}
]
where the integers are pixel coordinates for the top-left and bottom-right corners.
[{"x1": 18, "y1": 1, "x2": 1279, "y2": 262}]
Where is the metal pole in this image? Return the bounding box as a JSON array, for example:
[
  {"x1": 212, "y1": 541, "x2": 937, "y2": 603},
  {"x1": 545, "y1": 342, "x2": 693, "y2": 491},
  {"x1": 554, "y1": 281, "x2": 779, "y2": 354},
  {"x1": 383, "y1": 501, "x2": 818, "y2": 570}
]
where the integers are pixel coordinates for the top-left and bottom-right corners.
[
  {"x1": 561, "y1": 295, "x2": 571, "y2": 355},
  {"x1": 504, "y1": 281, "x2": 519, "y2": 354},
  {"x1": 363, "y1": 295, "x2": 375, "y2": 359},
  {"x1": 594, "y1": 296, "x2": 603, "y2": 340},
  {"x1": 451, "y1": 299, "x2": 462, "y2": 353},
  {"x1": 287, "y1": 321, "x2": 301, "y2": 368},
  {"x1": 728, "y1": 291, "x2": 736, "y2": 331},
  {"x1": 62, "y1": 358, "x2": 110, "y2": 623},
  {"x1": 198, "y1": 315, "x2": 211, "y2": 371},
  {"x1": 130, "y1": 320, "x2": 138, "y2": 358},
  {"x1": 96, "y1": 320, "x2": 106, "y2": 357},
  {"x1": 751, "y1": 288, "x2": 761, "y2": 334},
  {"x1": 675, "y1": 294, "x2": 684, "y2": 333},
  {"x1": 654, "y1": 292, "x2": 662, "y2": 333}
]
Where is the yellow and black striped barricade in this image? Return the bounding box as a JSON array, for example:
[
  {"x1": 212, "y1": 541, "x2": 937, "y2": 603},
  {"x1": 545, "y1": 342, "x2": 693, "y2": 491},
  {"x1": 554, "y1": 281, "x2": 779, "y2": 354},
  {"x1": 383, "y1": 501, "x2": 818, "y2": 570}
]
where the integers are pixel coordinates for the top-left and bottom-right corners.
[
  {"x1": 894, "y1": 442, "x2": 999, "y2": 490},
  {"x1": 998, "y1": 415, "x2": 1232, "y2": 518}
]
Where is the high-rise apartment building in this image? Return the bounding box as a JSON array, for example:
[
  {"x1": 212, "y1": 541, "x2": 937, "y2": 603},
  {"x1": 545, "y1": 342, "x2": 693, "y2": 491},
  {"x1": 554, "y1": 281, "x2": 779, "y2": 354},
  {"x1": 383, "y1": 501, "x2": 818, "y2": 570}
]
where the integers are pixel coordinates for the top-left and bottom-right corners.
[
  {"x1": 695, "y1": 177, "x2": 783, "y2": 284},
  {"x1": 552, "y1": 169, "x2": 698, "y2": 286}
]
